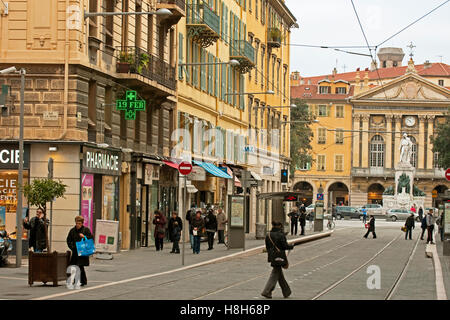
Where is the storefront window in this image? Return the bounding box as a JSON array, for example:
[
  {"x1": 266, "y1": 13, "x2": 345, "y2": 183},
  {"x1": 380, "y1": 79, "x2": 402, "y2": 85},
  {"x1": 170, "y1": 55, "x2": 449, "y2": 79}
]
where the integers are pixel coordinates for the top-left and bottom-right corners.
[
  {"x1": 102, "y1": 176, "x2": 118, "y2": 221},
  {"x1": 0, "y1": 170, "x2": 29, "y2": 237}
]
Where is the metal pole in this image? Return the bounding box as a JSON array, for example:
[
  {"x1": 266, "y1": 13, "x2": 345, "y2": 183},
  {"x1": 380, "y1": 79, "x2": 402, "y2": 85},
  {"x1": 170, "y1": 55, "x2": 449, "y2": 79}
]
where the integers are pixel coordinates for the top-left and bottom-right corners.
[
  {"x1": 182, "y1": 174, "x2": 187, "y2": 266},
  {"x1": 16, "y1": 68, "x2": 25, "y2": 268}
]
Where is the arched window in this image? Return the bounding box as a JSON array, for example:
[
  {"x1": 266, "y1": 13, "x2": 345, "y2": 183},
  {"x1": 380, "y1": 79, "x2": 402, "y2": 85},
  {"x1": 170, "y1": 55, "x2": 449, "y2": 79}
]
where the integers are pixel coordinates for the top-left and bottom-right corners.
[
  {"x1": 370, "y1": 135, "x2": 385, "y2": 167},
  {"x1": 410, "y1": 136, "x2": 417, "y2": 168}
]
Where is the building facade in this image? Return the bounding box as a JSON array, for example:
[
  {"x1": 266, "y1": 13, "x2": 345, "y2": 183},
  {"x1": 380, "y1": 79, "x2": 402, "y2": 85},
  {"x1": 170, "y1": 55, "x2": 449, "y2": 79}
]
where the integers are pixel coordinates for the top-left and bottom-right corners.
[{"x1": 291, "y1": 51, "x2": 450, "y2": 210}]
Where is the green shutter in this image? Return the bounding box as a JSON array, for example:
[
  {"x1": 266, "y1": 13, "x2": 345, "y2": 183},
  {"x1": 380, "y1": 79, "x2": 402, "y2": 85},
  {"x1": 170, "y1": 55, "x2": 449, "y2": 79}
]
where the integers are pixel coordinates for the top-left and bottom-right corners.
[
  {"x1": 227, "y1": 65, "x2": 232, "y2": 104},
  {"x1": 239, "y1": 74, "x2": 245, "y2": 110},
  {"x1": 221, "y1": 1, "x2": 225, "y2": 39},
  {"x1": 186, "y1": 38, "x2": 191, "y2": 83},
  {"x1": 200, "y1": 48, "x2": 206, "y2": 91},
  {"x1": 193, "y1": 43, "x2": 198, "y2": 87},
  {"x1": 208, "y1": 53, "x2": 213, "y2": 95},
  {"x1": 221, "y1": 62, "x2": 226, "y2": 101},
  {"x1": 215, "y1": 57, "x2": 219, "y2": 97}
]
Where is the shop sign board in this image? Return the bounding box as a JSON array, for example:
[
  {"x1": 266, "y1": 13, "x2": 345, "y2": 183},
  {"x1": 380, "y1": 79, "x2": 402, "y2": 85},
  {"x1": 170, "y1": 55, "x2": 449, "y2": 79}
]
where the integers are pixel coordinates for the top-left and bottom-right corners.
[
  {"x1": 116, "y1": 90, "x2": 146, "y2": 120},
  {"x1": 187, "y1": 166, "x2": 206, "y2": 181},
  {"x1": 82, "y1": 147, "x2": 122, "y2": 176},
  {"x1": 81, "y1": 174, "x2": 94, "y2": 232},
  {"x1": 0, "y1": 144, "x2": 30, "y2": 169},
  {"x1": 144, "y1": 164, "x2": 160, "y2": 185},
  {"x1": 94, "y1": 219, "x2": 119, "y2": 253}
]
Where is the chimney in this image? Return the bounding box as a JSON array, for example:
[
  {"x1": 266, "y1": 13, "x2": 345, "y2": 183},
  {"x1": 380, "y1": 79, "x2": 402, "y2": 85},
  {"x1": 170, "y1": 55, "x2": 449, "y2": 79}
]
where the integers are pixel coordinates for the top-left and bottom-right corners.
[
  {"x1": 355, "y1": 68, "x2": 360, "y2": 85},
  {"x1": 370, "y1": 60, "x2": 377, "y2": 71},
  {"x1": 424, "y1": 60, "x2": 432, "y2": 69},
  {"x1": 364, "y1": 68, "x2": 369, "y2": 87}
]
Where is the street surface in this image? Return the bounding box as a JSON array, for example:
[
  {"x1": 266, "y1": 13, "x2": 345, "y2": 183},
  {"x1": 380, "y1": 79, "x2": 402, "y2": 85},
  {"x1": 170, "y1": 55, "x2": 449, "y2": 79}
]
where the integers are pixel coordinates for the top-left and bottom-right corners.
[{"x1": 0, "y1": 219, "x2": 448, "y2": 300}]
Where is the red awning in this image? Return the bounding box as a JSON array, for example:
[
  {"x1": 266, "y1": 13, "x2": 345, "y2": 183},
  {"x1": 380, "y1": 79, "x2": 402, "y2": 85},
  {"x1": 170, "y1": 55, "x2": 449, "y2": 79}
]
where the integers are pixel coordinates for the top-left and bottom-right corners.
[{"x1": 163, "y1": 160, "x2": 180, "y2": 170}]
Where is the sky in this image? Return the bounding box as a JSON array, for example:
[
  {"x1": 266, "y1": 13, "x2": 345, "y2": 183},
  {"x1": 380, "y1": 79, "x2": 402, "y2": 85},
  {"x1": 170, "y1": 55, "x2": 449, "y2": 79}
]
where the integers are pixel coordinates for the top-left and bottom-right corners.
[{"x1": 285, "y1": 0, "x2": 450, "y2": 77}]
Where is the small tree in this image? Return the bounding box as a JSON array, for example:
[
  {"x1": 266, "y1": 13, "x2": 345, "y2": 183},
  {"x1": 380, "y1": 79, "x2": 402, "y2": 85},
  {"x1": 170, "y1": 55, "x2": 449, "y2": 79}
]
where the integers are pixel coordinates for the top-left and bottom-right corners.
[
  {"x1": 23, "y1": 178, "x2": 67, "y2": 216},
  {"x1": 431, "y1": 106, "x2": 450, "y2": 169}
]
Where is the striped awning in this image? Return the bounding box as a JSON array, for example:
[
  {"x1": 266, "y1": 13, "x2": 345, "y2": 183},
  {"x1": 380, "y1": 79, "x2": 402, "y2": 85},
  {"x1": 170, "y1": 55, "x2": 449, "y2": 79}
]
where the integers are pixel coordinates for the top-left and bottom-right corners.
[{"x1": 193, "y1": 160, "x2": 232, "y2": 179}]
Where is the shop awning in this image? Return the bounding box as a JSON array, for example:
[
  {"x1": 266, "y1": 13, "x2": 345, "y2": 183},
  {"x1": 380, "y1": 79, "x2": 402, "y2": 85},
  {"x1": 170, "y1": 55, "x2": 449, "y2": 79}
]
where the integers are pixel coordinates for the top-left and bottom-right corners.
[
  {"x1": 193, "y1": 160, "x2": 232, "y2": 179},
  {"x1": 250, "y1": 171, "x2": 262, "y2": 181},
  {"x1": 221, "y1": 165, "x2": 241, "y2": 186},
  {"x1": 163, "y1": 160, "x2": 180, "y2": 170}
]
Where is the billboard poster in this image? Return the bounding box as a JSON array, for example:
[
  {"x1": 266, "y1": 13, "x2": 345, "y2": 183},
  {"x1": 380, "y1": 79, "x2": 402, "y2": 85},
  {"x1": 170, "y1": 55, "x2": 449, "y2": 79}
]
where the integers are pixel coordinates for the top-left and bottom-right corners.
[
  {"x1": 445, "y1": 203, "x2": 450, "y2": 234},
  {"x1": 81, "y1": 173, "x2": 94, "y2": 231},
  {"x1": 0, "y1": 206, "x2": 5, "y2": 231},
  {"x1": 94, "y1": 220, "x2": 119, "y2": 253},
  {"x1": 230, "y1": 196, "x2": 244, "y2": 228}
]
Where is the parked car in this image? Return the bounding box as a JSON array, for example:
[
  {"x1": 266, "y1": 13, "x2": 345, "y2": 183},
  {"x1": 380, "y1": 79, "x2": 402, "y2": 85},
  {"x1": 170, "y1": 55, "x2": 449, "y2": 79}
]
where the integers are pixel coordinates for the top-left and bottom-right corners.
[
  {"x1": 335, "y1": 206, "x2": 363, "y2": 220},
  {"x1": 386, "y1": 209, "x2": 420, "y2": 222},
  {"x1": 358, "y1": 204, "x2": 384, "y2": 215},
  {"x1": 306, "y1": 204, "x2": 315, "y2": 214}
]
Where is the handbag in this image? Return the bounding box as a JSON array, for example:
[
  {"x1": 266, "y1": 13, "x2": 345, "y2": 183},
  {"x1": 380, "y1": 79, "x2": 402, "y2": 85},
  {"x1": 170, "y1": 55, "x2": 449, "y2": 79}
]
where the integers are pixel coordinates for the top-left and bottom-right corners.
[
  {"x1": 365, "y1": 223, "x2": 369, "y2": 229},
  {"x1": 401, "y1": 226, "x2": 407, "y2": 232},
  {"x1": 268, "y1": 233, "x2": 289, "y2": 269},
  {"x1": 76, "y1": 236, "x2": 96, "y2": 257}
]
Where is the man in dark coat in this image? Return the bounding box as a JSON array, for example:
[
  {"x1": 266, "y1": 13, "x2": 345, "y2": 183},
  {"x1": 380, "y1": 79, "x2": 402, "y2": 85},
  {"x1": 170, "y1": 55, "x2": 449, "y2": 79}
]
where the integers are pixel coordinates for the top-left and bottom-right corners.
[
  {"x1": 186, "y1": 205, "x2": 195, "y2": 249},
  {"x1": 261, "y1": 221, "x2": 294, "y2": 299},
  {"x1": 168, "y1": 211, "x2": 183, "y2": 254},
  {"x1": 205, "y1": 209, "x2": 217, "y2": 250},
  {"x1": 23, "y1": 208, "x2": 48, "y2": 252},
  {"x1": 66, "y1": 216, "x2": 93, "y2": 286},
  {"x1": 404, "y1": 213, "x2": 415, "y2": 240},
  {"x1": 191, "y1": 211, "x2": 205, "y2": 254},
  {"x1": 287, "y1": 207, "x2": 300, "y2": 236},
  {"x1": 420, "y1": 215, "x2": 428, "y2": 240},
  {"x1": 363, "y1": 215, "x2": 377, "y2": 239}
]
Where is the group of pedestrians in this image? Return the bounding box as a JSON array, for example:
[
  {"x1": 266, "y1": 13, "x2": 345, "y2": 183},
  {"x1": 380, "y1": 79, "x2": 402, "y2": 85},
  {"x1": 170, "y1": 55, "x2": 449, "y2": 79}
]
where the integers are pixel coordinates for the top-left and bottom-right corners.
[
  {"x1": 287, "y1": 203, "x2": 307, "y2": 236},
  {"x1": 418, "y1": 209, "x2": 441, "y2": 244}
]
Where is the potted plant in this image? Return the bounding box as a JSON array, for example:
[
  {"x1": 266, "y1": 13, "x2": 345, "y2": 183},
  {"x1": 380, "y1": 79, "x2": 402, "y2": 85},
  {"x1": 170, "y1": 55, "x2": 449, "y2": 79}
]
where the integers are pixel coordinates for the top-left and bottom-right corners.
[
  {"x1": 137, "y1": 52, "x2": 150, "y2": 74},
  {"x1": 23, "y1": 178, "x2": 70, "y2": 287},
  {"x1": 117, "y1": 50, "x2": 135, "y2": 73},
  {"x1": 268, "y1": 27, "x2": 282, "y2": 47}
]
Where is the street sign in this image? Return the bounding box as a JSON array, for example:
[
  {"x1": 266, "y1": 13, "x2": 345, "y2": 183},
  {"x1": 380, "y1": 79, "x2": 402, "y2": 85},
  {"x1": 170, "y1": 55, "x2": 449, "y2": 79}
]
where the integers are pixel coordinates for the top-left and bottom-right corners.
[
  {"x1": 178, "y1": 161, "x2": 192, "y2": 176},
  {"x1": 116, "y1": 90, "x2": 146, "y2": 120},
  {"x1": 317, "y1": 193, "x2": 324, "y2": 201},
  {"x1": 445, "y1": 168, "x2": 450, "y2": 182}
]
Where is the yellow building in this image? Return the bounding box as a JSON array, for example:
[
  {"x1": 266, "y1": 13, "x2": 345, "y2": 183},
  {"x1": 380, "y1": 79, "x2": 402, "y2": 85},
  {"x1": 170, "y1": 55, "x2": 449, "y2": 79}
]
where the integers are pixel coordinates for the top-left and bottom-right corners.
[
  {"x1": 290, "y1": 74, "x2": 354, "y2": 207},
  {"x1": 175, "y1": 0, "x2": 296, "y2": 233}
]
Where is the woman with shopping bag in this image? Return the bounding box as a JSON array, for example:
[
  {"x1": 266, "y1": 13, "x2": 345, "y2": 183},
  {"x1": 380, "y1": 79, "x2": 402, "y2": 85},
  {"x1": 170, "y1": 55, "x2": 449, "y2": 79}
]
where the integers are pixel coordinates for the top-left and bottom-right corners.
[{"x1": 67, "y1": 216, "x2": 93, "y2": 286}]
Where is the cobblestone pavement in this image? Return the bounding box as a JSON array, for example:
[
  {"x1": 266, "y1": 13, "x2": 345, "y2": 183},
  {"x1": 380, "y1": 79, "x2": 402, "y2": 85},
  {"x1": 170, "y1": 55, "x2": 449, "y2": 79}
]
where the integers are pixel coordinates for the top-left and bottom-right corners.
[{"x1": 0, "y1": 220, "x2": 447, "y2": 300}]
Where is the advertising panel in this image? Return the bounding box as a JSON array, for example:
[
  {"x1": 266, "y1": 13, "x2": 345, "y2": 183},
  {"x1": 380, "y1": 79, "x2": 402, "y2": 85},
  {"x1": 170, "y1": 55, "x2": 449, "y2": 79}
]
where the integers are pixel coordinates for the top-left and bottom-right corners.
[
  {"x1": 81, "y1": 173, "x2": 94, "y2": 232},
  {"x1": 94, "y1": 220, "x2": 119, "y2": 253}
]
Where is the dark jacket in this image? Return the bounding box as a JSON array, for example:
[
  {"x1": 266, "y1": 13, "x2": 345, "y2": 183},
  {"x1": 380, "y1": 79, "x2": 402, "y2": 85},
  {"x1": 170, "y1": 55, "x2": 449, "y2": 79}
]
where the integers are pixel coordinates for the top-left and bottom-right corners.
[
  {"x1": 205, "y1": 213, "x2": 217, "y2": 232},
  {"x1": 191, "y1": 216, "x2": 205, "y2": 236},
  {"x1": 288, "y1": 211, "x2": 299, "y2": 224},
  {"x1": 168, "y1": 217, "x2": 183, "y2": 242},
  {"x1": 23, "y1": 216, "x2": 48, "y2": 251},
  {"x1": 299, "y1": 206, "x2": 306, "y2": 214},
  {"x1": 421, "y1": 216, "x2": 428, "y2": 229},
  {"x1": 153, "y1": 214, "x2": 167, "y2": 239},
  {"x1": 67, "y1": 225, "x2": 93, "y2": 267},
  {"x1": 368, "y1": 217, "x2": 376, "y2": 231},
  {"x1": 186, "y1": 209, "x2": 194, "y2": 234},
  {"x1": 299, "y1": 212, "x2": 306, "y2": 226},
  {"x1": 265, "y1": 227, "x2": 294, "y2": 267},
  {"x1": 405, "y1": 215, "x2": 415, "y2": 229}
]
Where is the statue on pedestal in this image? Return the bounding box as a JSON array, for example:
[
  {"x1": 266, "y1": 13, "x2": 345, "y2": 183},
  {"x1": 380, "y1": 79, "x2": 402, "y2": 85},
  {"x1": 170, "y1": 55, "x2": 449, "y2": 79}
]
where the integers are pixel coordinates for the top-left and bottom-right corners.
[{"x1": 399, "y1": 133, "x2": 413, "y2": 165}]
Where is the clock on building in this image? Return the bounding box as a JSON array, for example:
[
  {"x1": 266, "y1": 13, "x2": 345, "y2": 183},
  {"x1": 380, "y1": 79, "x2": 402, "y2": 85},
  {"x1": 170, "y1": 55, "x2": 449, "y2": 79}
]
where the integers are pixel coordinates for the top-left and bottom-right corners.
[{"x1": 405, "y1": 116, "x2": 416, "y2": 127}]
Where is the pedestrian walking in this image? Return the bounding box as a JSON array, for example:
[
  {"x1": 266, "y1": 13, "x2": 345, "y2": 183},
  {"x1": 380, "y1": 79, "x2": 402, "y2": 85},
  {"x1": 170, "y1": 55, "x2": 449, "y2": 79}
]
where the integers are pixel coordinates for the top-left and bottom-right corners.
[
  {"x1": 191, "y1": 210, "x2": 205, "y2": 254},
  {"x1": 420, "y1": 215, "x2": 427, "y2": 240},
  {"x1": 299, "y1": 207, "x2": 306, "y2": 236},
  {"x1": 216, "y1": 208, "x2": 227, "y2": 244},
  {"x1": 205, "y1": 209, "x2": 217, "y2": 250},
  {"x1": 66, "y1": 216, "x2": 93, "y2": 286},
  {"x1": 418, "y1": 207, "x2": 424, "y2": 221},
  {"x1": 287, "y1": 207, "x2": 300, "y2": 236},
  {"x1": 437, "y1": 211, "x2": 444, "y2": 242},
  {"x1": 168, "y1": 212, "x2": 183, "y2": 254},
  {"x1": 261, "y1": 221, "x2": 294, "y2": 299},
  {"x1": 186, "y1": 205, "x2": 195, "y2": 249},
  {"x1": 23, "y1": 208, "x2": 49, "y2": 253},
  {"x1": 404, "y1": 213, "x2": 415, "y2": 240},
  {"x1": 363, "y1": 215, "x2": 377, "y2": 239},
  {"x1": 361, "y1": 206, "x2": 368, "y2": 224},
  {"x1": 331, "y1": 204, "x2": 337, "y2": 220},
  {"x1": 153, "y1": 210, "x2": 167, "y2": 251},
  {"x1": 426, "y1": 209, "x2": 436, "y2": 244}
]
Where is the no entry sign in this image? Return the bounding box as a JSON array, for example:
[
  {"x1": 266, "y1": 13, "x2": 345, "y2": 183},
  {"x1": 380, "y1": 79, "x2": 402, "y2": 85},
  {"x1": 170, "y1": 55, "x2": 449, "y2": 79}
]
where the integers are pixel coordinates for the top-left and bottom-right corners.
[
  {"x1": 178, "y1": 162, "x2": 193, "y2": 176},
  {"x1": 445, "y1": 168, "x2": 450, "y2": 182}
]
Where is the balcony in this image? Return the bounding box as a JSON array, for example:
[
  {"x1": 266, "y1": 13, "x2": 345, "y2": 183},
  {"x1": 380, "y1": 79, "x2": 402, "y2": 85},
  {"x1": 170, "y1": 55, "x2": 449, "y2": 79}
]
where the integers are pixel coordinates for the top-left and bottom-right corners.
[
  {"x1": 116, "y1": 46, "x2": 176, "y2": 92},
  {"x1": 156, "y1": 0, "x2": 185, "y2": 26},
  {"x1": 230, "y1": 40, "x2": 255, "y2": 74},
  {"x1": 267, "y1": 27, "x2": 282, "y2": 48},
  {"x1": 186, "y1": 1, "x2": 220, "y2": 48}
]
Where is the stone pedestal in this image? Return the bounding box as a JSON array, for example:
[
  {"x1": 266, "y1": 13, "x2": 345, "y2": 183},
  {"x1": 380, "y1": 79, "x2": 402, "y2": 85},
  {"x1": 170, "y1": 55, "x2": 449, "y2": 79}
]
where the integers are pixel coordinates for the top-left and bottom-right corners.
[{"x1": 394, "y1": 162, "x2": 415, "y2": 197}]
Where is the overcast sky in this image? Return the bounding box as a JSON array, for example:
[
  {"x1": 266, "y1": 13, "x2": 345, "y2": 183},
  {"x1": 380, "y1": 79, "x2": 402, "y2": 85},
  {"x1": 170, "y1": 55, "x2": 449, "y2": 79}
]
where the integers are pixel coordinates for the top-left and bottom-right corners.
[{"x1": 285, "y1": 0, "x2": 450, "y2": 77}]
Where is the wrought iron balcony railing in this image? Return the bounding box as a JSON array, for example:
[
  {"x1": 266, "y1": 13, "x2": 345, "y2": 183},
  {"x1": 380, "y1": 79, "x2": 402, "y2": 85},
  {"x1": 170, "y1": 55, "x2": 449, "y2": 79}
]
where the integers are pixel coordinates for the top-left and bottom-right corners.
[
  {"x1": 186, "y1": 1, "x2": 220, "y2": 47},
  {"x1": 230, "y1": 40, "x2": 255, "y2": 64},
  {"x1": 157, "y1": 0, "x2": 185, "y2": 12},
  {"x1": 116, "y1": 46, "x2": 176, "y2": 91}
]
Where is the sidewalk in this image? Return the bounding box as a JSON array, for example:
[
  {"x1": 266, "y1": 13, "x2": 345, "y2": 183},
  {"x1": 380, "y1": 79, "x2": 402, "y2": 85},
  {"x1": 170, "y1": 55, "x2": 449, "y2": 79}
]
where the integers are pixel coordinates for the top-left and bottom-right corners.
[{"x1": 435, "y1": 238, "x2": 450, "y2": 299}]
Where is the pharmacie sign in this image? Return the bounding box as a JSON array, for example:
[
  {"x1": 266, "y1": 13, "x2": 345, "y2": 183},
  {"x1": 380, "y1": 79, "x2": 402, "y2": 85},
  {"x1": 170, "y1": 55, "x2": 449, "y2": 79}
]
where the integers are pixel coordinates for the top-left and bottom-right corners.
[
  {"x1": 82, "y1": 147, "x2": 122, "y2": 176},
  {"x1": 0, "y1": 144, "x2": 30, "y2": 169}
]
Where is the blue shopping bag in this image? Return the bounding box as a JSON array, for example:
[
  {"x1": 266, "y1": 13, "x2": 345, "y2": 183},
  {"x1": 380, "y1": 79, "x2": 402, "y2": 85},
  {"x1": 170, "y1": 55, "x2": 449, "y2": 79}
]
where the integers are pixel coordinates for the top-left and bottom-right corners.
[{"x1": 76, "y1": 237, "x2": 95, "y2": 257}]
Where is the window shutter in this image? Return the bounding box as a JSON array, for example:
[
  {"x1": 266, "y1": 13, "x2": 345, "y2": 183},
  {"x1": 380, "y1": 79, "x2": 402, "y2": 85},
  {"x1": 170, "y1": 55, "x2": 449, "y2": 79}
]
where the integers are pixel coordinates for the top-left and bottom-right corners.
[
  {"x1": 178, "y1": 33, "x2": 184, "y2": 80},
  {"x1": 215, "y1": 57, "x2": 219, "y2": 97},
  {"x1": 193, "y1": 118, "x2": 199, "y2": 153},
  {"x1": 183, "y1": 113, "x2": 190, "y2": 151},
  {"x1": 221, "y1": 62, "x2": 226, "y2": 100},
  {"x1": 186, "y1": 38, "x2": 191, "y2": 83},
  {"x1": 208, "y1": 53, "x2": 213, "y2": 95},
  {"x1": 221, "y1": 2, "x2": 225, "y2": 39},
  {"x1": 201, "y1": 48, "x2": 206, "y2": 91},
  {"x1": 239, "y1": 74, "x2": 245, "y2": 110},
  {"x1": 193, "y1": 43, "x2": 198, "y2": 87},
  {"x1": 327, "y1": 105, "x2": 331, "y2": 117},
  {"x1": 227, "y1": 65, "x2": 232, "y2": 104}
]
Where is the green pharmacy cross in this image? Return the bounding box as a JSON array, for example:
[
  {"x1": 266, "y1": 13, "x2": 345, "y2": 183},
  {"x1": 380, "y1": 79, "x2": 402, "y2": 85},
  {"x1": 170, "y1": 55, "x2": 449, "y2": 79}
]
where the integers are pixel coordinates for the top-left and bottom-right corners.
[{"x1": 116, "y1": 90, "x2": 146, "y2": 120}]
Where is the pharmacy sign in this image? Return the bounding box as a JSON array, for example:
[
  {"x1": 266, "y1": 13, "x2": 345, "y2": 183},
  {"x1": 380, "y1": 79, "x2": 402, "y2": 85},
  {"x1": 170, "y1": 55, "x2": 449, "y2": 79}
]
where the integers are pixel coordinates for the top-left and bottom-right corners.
[{"x1": 116, "y1": 90, "x2": 146, "y2": 120}]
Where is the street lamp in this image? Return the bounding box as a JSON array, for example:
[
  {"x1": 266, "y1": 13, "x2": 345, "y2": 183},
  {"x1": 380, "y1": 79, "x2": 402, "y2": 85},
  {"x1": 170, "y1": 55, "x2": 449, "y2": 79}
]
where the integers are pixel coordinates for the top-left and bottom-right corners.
[
  {"x1": 84, "y1": 8, "x2": 172, "y2": 20},
  {"x1": 0, "y1": 66, "x2": 25, "y2": 268}
]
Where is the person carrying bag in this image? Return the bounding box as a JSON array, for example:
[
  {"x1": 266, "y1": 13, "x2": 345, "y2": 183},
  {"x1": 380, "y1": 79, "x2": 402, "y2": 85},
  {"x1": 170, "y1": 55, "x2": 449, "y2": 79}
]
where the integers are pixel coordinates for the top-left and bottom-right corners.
[{"x1": 261, "y1": 221, "x2": 294, "y2": 299}]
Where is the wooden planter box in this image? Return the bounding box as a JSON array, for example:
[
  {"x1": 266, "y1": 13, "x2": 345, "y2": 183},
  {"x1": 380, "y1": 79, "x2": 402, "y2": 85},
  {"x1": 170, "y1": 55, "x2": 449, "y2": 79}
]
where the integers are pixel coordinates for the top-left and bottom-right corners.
[
  {"x1": 116, "y1": 62, "x2": 131, "y2": 73},
  {"x1": 28, "y1": 251, "x2": 71, "y2": 287}
]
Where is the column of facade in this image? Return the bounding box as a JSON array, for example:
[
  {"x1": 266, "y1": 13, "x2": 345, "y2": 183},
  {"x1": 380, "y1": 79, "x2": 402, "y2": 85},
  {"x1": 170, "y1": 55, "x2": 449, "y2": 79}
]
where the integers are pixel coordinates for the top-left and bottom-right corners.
[
  {"x1": 393, "y1": 115, "x2": 402, "y2": 165},
  {"x1": 352, "y1": 114, "x2": 361, "y2": 168},
  {"x1": 385, "y1": 115, "x2": 393, "y2": 169},
  {"x1": 426, "y1": 115, "x2": 435, "y2": 169},
  {"x1": 418, "y1": 115, "x2": 426, "y2": 169},
  {"x1": 361, "y1": 114, "x2": 370, "y2": 168}
]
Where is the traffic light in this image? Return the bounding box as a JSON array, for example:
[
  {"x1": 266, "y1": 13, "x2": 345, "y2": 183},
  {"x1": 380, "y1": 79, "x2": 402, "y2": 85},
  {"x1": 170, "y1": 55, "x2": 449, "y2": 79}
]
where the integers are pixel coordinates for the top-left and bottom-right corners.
[{"x1": 281, "y1": 169, "x2": 288, "y2": 183}]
